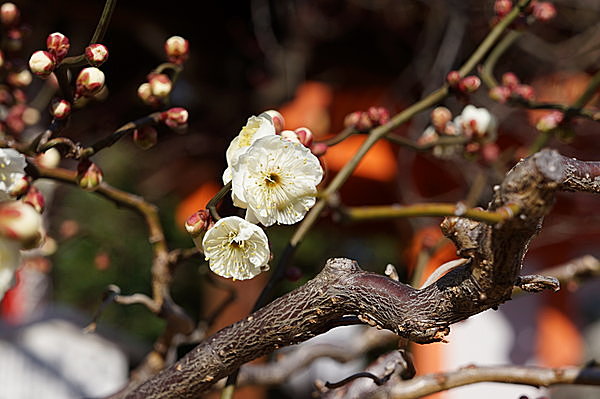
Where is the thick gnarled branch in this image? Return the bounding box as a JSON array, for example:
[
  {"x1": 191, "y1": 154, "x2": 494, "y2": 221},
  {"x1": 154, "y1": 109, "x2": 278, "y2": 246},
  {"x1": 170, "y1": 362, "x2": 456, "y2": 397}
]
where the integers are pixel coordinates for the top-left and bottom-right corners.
[{"x1": 120, "y1": 149, "x2": 600, "y2": 398}]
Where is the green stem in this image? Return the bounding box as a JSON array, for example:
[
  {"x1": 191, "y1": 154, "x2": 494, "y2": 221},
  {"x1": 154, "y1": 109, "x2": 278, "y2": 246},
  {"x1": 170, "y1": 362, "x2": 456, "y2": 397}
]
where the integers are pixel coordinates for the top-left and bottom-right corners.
[
  {"x1": 571, "y1": 69, "x2": 600, "y2": 110},
  {"x1": 480, "y1": 30, "x2": 523, "y2": 88}
]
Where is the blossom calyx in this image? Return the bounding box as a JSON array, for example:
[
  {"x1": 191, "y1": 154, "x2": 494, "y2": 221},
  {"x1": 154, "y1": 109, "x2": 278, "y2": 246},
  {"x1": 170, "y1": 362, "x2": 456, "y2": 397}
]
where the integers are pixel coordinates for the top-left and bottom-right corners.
[
  {"x1": 75, "y1": 67, "x2": 105, "y2": 97},
  {"x1": 46, "y1": 32, "x2": 70, "y2": 62},
  {"x1": 164, "y1": 35, "x2": 189, "y2": 64},
  {"x1": 85, "y1": 43, "x2": 109, "y2": 67},
  {"x1": 76, "y1": 159, "x2": 103, "y2": 191},
  {"x1": 29, "y1": 51, "x2": 56, "y2": 78}
]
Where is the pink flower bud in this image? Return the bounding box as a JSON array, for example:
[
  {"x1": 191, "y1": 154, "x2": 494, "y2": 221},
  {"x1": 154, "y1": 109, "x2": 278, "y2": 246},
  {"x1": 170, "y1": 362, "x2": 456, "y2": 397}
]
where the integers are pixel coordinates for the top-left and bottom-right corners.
[
  {"x1": 513, "y1": 84, "x2": 535, "y2": 101},
  {"x1": 355, "y1": 112, "x2": 373, "y2": 131},
  {"x1": 133, "y1": 125, "x2": 158, "y2": 150},
  {"x1": 85, "y1": 43, "x2": 109, "y2": 67},
  {"x1": 75, "y1": 67, "x2": 105, "y2": 97},
  {"x1": 137, "y1": 82, "x2": 159, "y2": 106},
  {"x1": 494, "y1": 0, "x2": 513, "y2": 17},
  {"x1": 185, "y1": 209, "x2": 213, "y2": 238},
  {"x1": 310, "y1": 142, "x2": 328, "y2": 157},
  {"x1": 22, "y1": 186, "x2": 45, "y2": 213},
  {"x1": 431, "y1": 106, "x2": 452, "y2": 132},
  {"x1": 8, "y1": 69, "x2": 32, "y2": 87},
  {"x1": 94, "y1": 251, "x2": 111, "y2": 270},
  {"x1": 536, "y1": 111, "x2": 563, "y2": 132},
  {"x1": 0, "y1": 201, "x2": 42, "y2": 244},
  {"x1": 163, "y1": 107, "x2": 188, "y2": 131},
  {"x1": 488, "y1": 86, "x2": 511, "y2": 103},
  {"x1": 481, "y1": 143, "x2": 500, "y2": 163},
  {"x1": 50, "y1": 98, "x2": 71, "y2": 119},
  {"x1": 279, "y1": 129, "x2": 300, "y2": 143},
  {"x1": 76, "y1": 160, "x2": 103, "y2": 191},
  {"x1": 501, "y1": 72, "x2": 520, "y2": 89},
  {"x1": 46, "y1": 32, "x2": 70, "y2": 62},
  {"x1": 29, "y1": 51, "x2": 56, "y2": 77},
  {"x1": 367, "y1": 106, "x2": 390, "y2": 126},
  {"x1": 36, "y1": 148, "x2": 61, "y2": 168},
  {"x1": 262, "y1": 109, "x2": 285, "y2": 133},
  {"x1": 532, "y1": 2, "x2": 556, "y2": 22},
  {"x1": 343, "y1": 111, "x2": 362, "y2": 129},
  {"x1": 8, "y1": 175, "x2": 30, "y2": 197},
  {"x1": 295, "y1": 127, "x2": 314, "y2": 147},
  {"x1": 446, "y1": 70, "x2": 461, "y2": 86},
  {"x1": 0, "y1": 2, "x2": 19, "y2": 26},
  {"x1": 458, "y1": 76, "x2": 481, "y2": 93},
  {"x1": 164, "y1": 35, "x2": 189, "y2": 64},
  {"x1": 148, "y1": 73, "x2": 172, "y2": 98}
]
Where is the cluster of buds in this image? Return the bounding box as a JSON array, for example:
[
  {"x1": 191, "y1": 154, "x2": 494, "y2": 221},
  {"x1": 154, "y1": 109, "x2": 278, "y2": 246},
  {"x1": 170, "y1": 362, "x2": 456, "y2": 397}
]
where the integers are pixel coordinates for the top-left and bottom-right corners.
[
  {"x1": 493, "y1": 0, "x2": 556, "y2": 24},
  {"x1": 160, "y1": 107, "x2": 189, "y2": 133},
  {"x1": 259, "y1": 109, "x2": 327, "y2": 157},
  {"x1": 488, "y1": 72, "x2": 535, "y2": 103},
  {"x1": 417, "y1": 105, "x2": 499, "y2": 162},
  {"x1": 343, "y1": 106, "x2": 390, "y2": 132},
  {"x1": 29, "y1": 32, "x2": 70, "y2": 78},
  {"x1": 164, "y1": 36, "x2": 189, "y2": 65},
  {"x1": 536, "y1": 110, "x2": 564, "y2": 132},
  {"x1": 447, "y1": 71, "x2": 481, "y2": 94},
  {"x1": 76, "y1": 159, "x2": 104, "y2": 191},
  {"x1": 185, "y1": 209, "x2": 214, "y2": 250}
]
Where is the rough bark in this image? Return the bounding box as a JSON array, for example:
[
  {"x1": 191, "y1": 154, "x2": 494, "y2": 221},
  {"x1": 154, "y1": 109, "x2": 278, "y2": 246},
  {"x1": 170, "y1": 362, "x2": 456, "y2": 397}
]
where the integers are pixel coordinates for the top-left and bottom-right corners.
[{"x1": 118, "y1": 149, "x2": 600, "y2": 398}]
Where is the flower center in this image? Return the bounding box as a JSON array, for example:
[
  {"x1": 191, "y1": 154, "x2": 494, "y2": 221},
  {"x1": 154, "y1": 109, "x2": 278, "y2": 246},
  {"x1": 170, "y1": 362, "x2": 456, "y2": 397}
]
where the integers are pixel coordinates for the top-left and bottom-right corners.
[
  {"x1": 264, "y1": 172, "x2": 280, "y2": 187},
  {"x1": 227, "y1": 231, "x2": 244, "y2": 249}
]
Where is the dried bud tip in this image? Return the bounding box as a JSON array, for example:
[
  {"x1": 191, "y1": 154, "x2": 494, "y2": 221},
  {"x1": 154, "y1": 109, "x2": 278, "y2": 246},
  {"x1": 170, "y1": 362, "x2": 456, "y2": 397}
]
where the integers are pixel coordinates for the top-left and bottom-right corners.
[
  {"x1": 50, "y1": 98, "x2": 71, "y2": 119},
  {"x1": 536, "y1": 111, "x2": 564, "y2": 132},
  {"x1": 494, "y1": 0, "x2": 513, "y2": 17},
  {"x1": 446, "y1": 70, "x2": 461, "y2": 86},
  {"x1": 532, "y1": 2, "x2": 557, "y2": 22},
  {"x1": 431, "y1": 107, "x2": 452, "y2": 131},
  {"x1": 185, "y1": 209, "x2": 213, "y2": 237},
  {"x1": 294, "y1": 127, "x2": 314, "y2": 147},
  {"x1": 76, "y1": 160, "x2": 103, "y2": 191},
  {"x1": 29, "y1": 51, "x2": 56, "y2": 78},
  {"x1": 148, "y1": 73, "x2": 172, "y2": 98},
  {"x1": 75, "y1": 67, "x2": 105, "y2": 97},
  {"x1": 458, "y1": 76, "x2": 481, "y2": 93},
  {"x1": 46, "y1": 32, "x2": 70, "y2": 61},
  {"x1": 164, "y1": 35, "x2": 189, "y2": 64},
  {"x1": 0, "y1": 2, "x2": 19, "y2": 26},
  {"x1": 23, "y1": 186, "x2": 45, "y2": 213},
  {"x1": 488, "y1": 86, "x2": 511, "y2": 103},
  {"x1": 310, "y1": 142, "x2": 328, "y2": 157},
  {"x1": 261, "y1": 109, "x2": 285, "y2": 133},
  {"x1": 85, "y1": 43, "x2": 109, "y2": 67},
  {"x1": 133, "y1": 126, "x2": 158, "y2": 150}
]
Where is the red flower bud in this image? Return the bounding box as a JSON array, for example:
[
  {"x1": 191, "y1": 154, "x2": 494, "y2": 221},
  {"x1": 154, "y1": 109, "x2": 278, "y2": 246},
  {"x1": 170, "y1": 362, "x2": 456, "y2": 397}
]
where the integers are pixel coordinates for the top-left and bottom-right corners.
[
  {"x1": 431, "y1": 106, "x2": 452, "y2": 132},
  {"x1": 185, "y1": 209, "x2": 213, "y2": 238},
  {"x1": 532, "y1": 2, "x2": 556, "y2": 22},
  {"x1": 501, "y1": 72, "x2": 520, "y2": 89},
  {"x1": 310, "y1": 142, "x2": 328, "y2": 157},
  {"x1": 513, "y1": 84, "x2": 535, "y2": 101},
  {"x1": 163, "y1": 107, "x2": 188, "y2": 131},
  {"x1": 262, "y1": 109, "x2": 285, "y2": 133},
  {"x1": 367, "y1": 106, "x2": 390, "y2": 126},
  {"x1": 75, "y1": 67, "x2": 105, "y2": 97},
  {"x1": 458, "y1": 76, "x2": 481, "y2": 93},
  {"x1": 46, "y1": 32, "x2": 70, "y2": 62},
  {"x1": 29, "y1": 51, "x2": 56, "y2": 78},
  {"x1": 137, "y1": 82, "x2": 159, "y2": 106},
  {"x1": 85, "y1": 43, "x2": 109, "y2": 67},
  {"x1": 50, "y1": 98, "x2": 71, "y2": 119},
  {"x1": 494, "y1": 0, "x2": 513, "y2": 17},
  {"x1": 446, "y1": 70, "x2": 461, "y2": 86},
  {"x1": 164, "y1": 35, "x2": 189, "y2": 64},
  {"x1": 23, "y1": 186, "x2": 45, "y2": 213},
  {"x1": 343, "y1": 111, "x2": 362, "y2": 129},
  {"x1": 488, "y1": 86, "x2": 511, "y2": 103},
  {"x1": 148, "y1": 73, "x2": 172, "y2": 98},
  {"x1": 295, "y1": 127, "x2": 314, "y2": 147},
  {"x1": 536, "y1": 111, "x2": 563, "y2": 132}
]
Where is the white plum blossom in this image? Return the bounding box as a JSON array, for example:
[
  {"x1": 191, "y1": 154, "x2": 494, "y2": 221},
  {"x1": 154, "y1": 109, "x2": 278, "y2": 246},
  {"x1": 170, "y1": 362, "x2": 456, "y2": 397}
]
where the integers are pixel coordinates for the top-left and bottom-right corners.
[
  {"x1": 0, "y1": 236, "x2": 21, "y2": 300},
  {"x1": 202, "y1": 216, "x2": 270, "y2": 280},
  {"x1": 0, "y1": 148, "x2": 27, "y2": 201},
  {"x1": 454, "y1": 105, "x2": 497, "y2": 141},
  {"x1": 222, "y1": 114, "x2": 275, "y2": 188},
  {"x1": 232, "y1": 135, "x2": 323, "y2": 226}
]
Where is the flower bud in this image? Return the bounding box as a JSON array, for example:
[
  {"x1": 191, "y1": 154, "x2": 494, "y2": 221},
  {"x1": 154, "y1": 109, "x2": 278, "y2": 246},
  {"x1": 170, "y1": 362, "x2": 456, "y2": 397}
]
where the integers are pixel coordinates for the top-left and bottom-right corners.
[
  {"x1": 536, "y1": 111, "x2": 563, "y2": 132},
  {"x1": 513, "y1": 84, "x2": 535, "y2": 101},
  {"x1": 431, "y1": 106, "x2": 452, "y2": 132},
  {"x1": 279, "y1": 129, "x2": 300, "y2": 143},
  {"x1": 148, "y1": 73, "x2": 172, "y2": 98},
  {"x1": 310, "y1": 142, "x2": 328, "y2": 157},
  {"x1": 446, "y1": 70, "x2": 461, "y2": 86},
  {"x1": 76, "y1": 159, "x2": 103, "y2": 191},
  {"x1": 22, "y1": 186, "x2": 45, "y2": 213},
  {"x1": 85, "y1": 43, "x2": 109, "y2": 67},
  {"x1": 295, "y1": 127, "x2": 314, "y2": 147},
  {"x1": 368, "y1": 106, "x2": 390, "y2": 125},
  {"x1": 0, "y1": 2, "x2": 19, "y2": 26},
  {"x1": 46, "y1": 32, "x2": 70, "y2": 62},
  {"x1": 261, "y1": 109, "x2": 285, "y2": 133},
  {"x1": 494, "y1": 0, "x2": 513, "y2": 17},
  {"x1": 185, "y1": 209, "x2": 213, "y2": 238},
  {"x1": 8, "y1": 69, "x2": 32, "y2": 87},
  {"x1": 532, "y1": 1, "x2": 556, "y2": 22},
  {"x1": 0, "y1": 201, "x2": 42, "y2": 244},
  {"x1": 75, "y1": 67, "x2": 105, "y2": 97},
  {"x1": 137, "y1": 82, "x2": 159, "y2": 106},
  {"x1": 501, "y1": 72, "x2": 520, "y2": 89},
  {"x1": 50, "y1": 98, "x2": 71, "y2": 119},
  {"x1": 355, "y1": 112, "x2": 373, "y2": 131},
  {"x1": 133, "y1": 125, "x2": 158, "y2": 150},
  {"x1": 163, "y1": 107, "x2": 188, "y2": 131},
  {"x1": 458, "y1": 76, "x2": 481, "y2": 93},
  {"x1": 488, "y1": 86, "x2": 511, "y2": 103},
  {"x1": 8, "y1": 175, "x2": 29, "y2": 197},
  {"x1": 343, "y1": 111, "x2": 362, "y2": 129},
  {"x1": 35, "y1": 148, "x2": 61, "y2": 168},
  {"x1": 164, "y1": 35, "x2": 189, "y2": 64}
]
